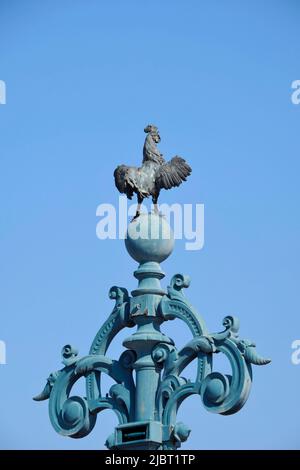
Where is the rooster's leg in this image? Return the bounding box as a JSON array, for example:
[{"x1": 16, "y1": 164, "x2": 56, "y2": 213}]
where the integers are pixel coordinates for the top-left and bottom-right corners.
[
  {"x1": 152, "y1": 195, "x2": 159, "y2": 214},
  {"x1": 131, "y1": 195, "x2": 143, "y2": 221}
]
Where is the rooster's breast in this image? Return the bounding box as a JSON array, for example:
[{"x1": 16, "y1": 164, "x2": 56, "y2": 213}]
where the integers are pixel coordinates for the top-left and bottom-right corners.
[{"x1": 137, "y1": 161, "x2": 159, "y2": 195}]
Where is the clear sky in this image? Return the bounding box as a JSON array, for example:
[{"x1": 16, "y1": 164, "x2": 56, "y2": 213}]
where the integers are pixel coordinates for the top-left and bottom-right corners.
[{"x1": 1, "y1": 0, "x2": 300, "y2": 449}]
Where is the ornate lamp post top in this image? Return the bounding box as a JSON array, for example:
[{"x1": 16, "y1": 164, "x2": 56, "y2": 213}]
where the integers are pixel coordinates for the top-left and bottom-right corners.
[{"x1": 34, "y1": 126, "x2": 270, "y2": 450}]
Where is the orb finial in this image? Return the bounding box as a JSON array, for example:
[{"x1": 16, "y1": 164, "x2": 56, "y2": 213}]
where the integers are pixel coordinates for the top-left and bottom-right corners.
[{"x1": 125, "y1": 212, "x2": 174, "y2": 264}]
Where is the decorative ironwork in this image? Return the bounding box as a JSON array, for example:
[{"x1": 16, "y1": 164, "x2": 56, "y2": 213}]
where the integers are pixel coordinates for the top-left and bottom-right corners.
[
  {"x1": 34, "y1": 213, "x2": 270, "y2": 450},
  {"x1": 34, "y1": 127, "x2": 270, "y2": 449}
]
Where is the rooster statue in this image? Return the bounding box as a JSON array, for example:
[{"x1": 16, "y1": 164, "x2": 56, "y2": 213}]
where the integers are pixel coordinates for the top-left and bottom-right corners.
[{"x1": 114, "y1": 125, "x2": 192, "y2": 219}]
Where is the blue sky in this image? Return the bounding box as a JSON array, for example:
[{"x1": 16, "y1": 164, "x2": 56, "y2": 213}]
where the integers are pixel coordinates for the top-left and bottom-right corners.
[{"x1": 0, "y1": 0, "x2": 300, "y2": 449}]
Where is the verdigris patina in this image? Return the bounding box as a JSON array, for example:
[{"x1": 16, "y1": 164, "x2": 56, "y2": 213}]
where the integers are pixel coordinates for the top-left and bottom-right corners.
[{"x1": 34, "y1": 127, "x2": 270, "y2": 450}]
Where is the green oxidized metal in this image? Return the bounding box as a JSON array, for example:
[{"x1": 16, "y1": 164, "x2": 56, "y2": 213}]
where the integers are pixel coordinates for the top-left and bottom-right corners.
[{"x1": 34, "y1": 212, "x2": 270, "y2": 450}]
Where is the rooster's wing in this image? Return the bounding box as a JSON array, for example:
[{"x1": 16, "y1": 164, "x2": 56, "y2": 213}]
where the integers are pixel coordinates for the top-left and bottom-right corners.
[{"x1": 155, "y1": 156, "x2": 192, "y2": 190}]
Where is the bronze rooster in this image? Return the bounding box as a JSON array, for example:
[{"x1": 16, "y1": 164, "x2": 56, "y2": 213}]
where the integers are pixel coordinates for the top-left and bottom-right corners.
[{"x1": 114, "y1": 125, "x2": 192, "y2": 219}]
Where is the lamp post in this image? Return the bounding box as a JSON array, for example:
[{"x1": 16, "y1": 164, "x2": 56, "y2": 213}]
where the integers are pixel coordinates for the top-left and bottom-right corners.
[{"x1": 34, "y1": 212, "x2": 270, "y2": 450}]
